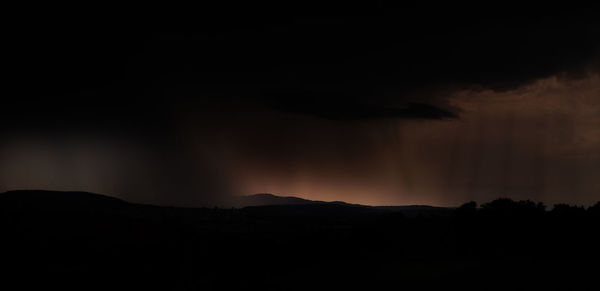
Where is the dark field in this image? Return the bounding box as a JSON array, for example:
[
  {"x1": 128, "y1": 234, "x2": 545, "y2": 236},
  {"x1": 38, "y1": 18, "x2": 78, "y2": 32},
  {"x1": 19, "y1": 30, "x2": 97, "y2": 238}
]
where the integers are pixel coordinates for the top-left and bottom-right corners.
[{"x1": 1, "y1": 190, "x2": 599, "y2": 290}]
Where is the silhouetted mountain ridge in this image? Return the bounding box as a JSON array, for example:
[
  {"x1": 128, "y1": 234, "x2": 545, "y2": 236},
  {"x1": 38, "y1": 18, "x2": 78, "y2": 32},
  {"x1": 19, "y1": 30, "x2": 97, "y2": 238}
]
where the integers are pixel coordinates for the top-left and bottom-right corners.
[
  {"x1": 0, "y1": 189, "x2": 128, "y2": 210},
  {"x1": 0, "y1": 190, "x2": 453, "y2": 218},
  {"x1": 234, "y1": 193, "x2": 455, "y2": 217},
  {"x1": 235, "y1": 193, "x2": 364, "y2": 207}
]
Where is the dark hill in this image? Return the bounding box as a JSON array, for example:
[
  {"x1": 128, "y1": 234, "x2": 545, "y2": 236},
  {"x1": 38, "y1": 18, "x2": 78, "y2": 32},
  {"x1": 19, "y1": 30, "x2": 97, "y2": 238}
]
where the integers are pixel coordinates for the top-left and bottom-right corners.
[
  {"x1": 234, "y1": 193, "x2": 362, "y2": 207},
  {"x1": 1, "y1": 190, "x2": 599, "y2": 291},
  {"x1": 235, "y1": 193, "x2": 319, "y2": 206},
  {"x1": 236, "y1": 193, "x2": 453, "y2": 217},
  {"x1": 0, "y1": 189, "x2": 128, "y2": 210}
]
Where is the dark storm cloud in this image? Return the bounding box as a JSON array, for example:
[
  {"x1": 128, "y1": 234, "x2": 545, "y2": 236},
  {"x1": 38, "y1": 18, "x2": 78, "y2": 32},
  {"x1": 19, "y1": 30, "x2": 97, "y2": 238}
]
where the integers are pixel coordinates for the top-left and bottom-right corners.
[
  {"x1": 122, "y1": 3, "x2": 600, "y2": 120},
  {"x1": 269, "y1": 97, "x2": 458, "y2": 120},
  {"x1": 6, "y1": 3, "x2": 599, "y2": 124}
]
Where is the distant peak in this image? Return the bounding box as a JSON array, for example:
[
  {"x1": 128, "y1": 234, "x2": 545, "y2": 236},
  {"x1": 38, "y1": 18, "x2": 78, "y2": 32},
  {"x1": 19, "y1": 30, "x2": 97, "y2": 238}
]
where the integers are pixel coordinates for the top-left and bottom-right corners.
[{"x1": 235, "y1": 193, "x2": 366, "y2": 208}]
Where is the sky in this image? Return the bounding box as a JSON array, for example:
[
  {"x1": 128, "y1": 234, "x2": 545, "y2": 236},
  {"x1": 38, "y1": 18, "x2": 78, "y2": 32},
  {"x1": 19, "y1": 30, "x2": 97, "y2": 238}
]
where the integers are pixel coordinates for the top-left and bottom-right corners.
[{"x1": 2, "y1": 3, "x2": 600, "y2": 206}]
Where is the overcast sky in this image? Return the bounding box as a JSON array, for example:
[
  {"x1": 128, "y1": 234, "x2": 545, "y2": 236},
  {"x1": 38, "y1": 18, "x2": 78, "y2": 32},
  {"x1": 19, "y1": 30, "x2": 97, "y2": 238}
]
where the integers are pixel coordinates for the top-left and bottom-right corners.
[{"x1": 2, "y1": 3, "x2": 599, "y2": 206}]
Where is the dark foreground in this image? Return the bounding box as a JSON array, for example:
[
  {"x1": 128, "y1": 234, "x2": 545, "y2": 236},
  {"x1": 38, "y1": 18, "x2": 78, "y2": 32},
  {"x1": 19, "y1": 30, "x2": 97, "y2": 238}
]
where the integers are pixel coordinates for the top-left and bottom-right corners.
[{"x1": 1, "y1": 190, "x2": 599, "y2": 290}]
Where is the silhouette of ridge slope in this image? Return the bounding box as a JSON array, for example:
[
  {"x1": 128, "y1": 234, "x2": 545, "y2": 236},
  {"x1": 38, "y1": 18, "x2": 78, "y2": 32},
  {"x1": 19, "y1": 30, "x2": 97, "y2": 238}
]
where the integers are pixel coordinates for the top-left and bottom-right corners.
[
  {"x1": 235, "y1": 193, "x2": 364, "y2": 207},
  {"x1": 1, "y1": 190, "x2": 599, "y2": 291},
  {"x1": 236, "y1": 193, "x2": 454, "y2": 217},
  {"x1": 0, "y1": 189, "x2": 128, "y2": 210}
]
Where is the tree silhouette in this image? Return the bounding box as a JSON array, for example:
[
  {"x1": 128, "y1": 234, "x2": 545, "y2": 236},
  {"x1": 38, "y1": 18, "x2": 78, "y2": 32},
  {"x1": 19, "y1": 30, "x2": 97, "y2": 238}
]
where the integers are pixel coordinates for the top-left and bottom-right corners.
[
  {"x1": 551, "y1": 203, "x2": 586, "y2": 217},
  {"x1": 480, "y1": 198, "x2": 546, "y2": 217},
  {"x1": 588, "y1": 201, "x2": 600, "y2": 216},
  {"x1": 455, "y1": 201, "x2": 477, "y2": 218}
]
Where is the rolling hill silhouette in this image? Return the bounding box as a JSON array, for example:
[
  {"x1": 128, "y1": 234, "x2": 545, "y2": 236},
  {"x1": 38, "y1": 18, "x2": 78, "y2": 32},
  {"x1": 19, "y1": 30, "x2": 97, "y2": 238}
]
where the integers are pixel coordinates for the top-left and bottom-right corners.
[
  {"x1": 0, "y1": 189, "x2": 128, "y2": 209},
  {"x1": 236, "y1": 193, "x2": 453, "y2": 217},
  {"x1": 0, "y1": 190, "x2": 449, "y2": 214},
  {"x1": 1, "y1": 190, "x2": 599, "y2": 291},
  {"x1": 234, "y1": 193, "x2": 362, "y2": 207}
]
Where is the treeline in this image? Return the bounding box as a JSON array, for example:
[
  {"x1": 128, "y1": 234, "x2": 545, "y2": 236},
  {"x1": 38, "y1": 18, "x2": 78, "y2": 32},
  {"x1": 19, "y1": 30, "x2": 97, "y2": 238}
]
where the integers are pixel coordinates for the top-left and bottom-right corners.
[
  {"x1": 456, "y1": 198, "x2": 600, "y2": 217},
  {"x1": 447, "y1": 198, "x2": 600, "y2": 260}
]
